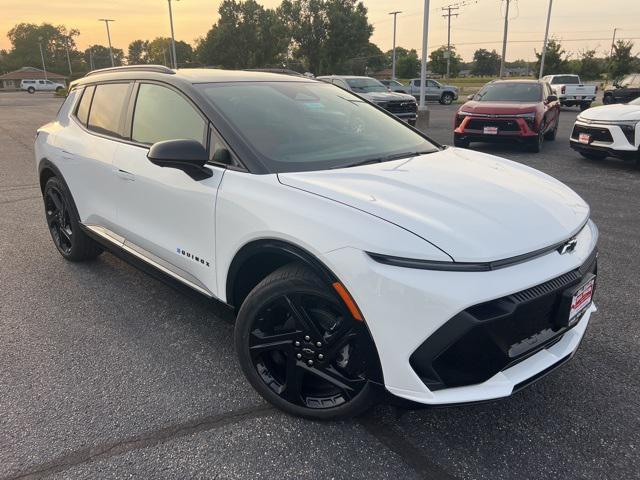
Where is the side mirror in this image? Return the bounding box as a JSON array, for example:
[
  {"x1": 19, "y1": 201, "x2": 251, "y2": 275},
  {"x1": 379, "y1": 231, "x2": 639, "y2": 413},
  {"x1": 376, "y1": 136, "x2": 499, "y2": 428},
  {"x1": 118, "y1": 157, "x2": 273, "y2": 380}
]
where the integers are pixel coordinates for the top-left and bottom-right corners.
[
  {"x1": 467, "y1": 94, "x2": 475, "y2": 101},
  {"x1": 546, "y1": 94, "x2": 558, "y2": 103},
  {"x1": 147, "y1": 139, "x2": 213, "y2": 180}
]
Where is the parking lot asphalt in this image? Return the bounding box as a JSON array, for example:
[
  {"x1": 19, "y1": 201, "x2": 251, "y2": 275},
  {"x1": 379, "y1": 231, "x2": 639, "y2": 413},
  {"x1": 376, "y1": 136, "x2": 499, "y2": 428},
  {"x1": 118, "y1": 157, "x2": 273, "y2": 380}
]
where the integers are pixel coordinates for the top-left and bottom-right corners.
[{"x1": 1, "y1": 91, "x2": 638, "y2": 480}]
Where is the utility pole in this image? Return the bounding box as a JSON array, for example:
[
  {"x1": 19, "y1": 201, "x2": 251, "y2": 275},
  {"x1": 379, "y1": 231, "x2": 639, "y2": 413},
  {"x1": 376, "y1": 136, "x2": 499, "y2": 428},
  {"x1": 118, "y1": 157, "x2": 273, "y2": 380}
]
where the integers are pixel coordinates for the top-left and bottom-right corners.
[
  {"x1": 610, "y1": 27, "x2": 618, "y2": 57},
  {"x1": 98, "y1": 19, "x2": 115, "y2": 67},
  {"x1": 499, "y1": 0, "x2": 511, "y2": 78},
  {"x1": 538, "y1": 0, "x2": 553, "y2": 78},
  {"x1": 441, "y1": 5, "x2": 459, "y2": 79},
  {"x1": 419, "y1": 0, "x2": 430, "y2": 112},
  {"x1": 65, "y1": 37, "x2": 73, "y2": 75},
  {"x1": 167, "y1": 0, "x2": 179, "y2": 69},
  {"x1": 89, "y1": 46, "x2": 94, "y2": 70},
  {"x1": 389, "y1": 11, "x2": 402, "y2": 80},
  {"x1": 37, "y1": 37, "x2": 48, "y2": 80}
]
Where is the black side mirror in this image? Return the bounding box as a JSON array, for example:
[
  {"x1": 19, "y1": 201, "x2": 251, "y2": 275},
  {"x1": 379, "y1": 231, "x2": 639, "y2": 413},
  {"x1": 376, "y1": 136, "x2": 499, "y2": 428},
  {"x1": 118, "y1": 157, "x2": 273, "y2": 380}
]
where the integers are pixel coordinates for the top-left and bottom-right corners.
[
  {"x1": 546, "y1": 94, "x2": 558, "y2": 103},
  {"x1": 147, "y1": 139, "x2": 213, "y2": 180}
]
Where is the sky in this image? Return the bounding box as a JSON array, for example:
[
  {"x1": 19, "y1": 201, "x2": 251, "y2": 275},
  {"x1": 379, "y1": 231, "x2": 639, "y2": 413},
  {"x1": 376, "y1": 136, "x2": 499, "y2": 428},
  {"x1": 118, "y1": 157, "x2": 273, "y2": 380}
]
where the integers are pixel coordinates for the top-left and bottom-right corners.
[{"x1": 2, "y1": 0, "x2": 640, "y2": 62}]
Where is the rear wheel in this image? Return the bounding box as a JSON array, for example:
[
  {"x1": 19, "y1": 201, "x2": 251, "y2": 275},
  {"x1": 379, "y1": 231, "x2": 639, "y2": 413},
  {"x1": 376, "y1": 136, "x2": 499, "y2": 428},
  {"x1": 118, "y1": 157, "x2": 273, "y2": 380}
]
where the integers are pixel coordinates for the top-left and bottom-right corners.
[
  {"x1": 439, "y1": 92, "x2": 454, "y2": 105},
  {"x1": 43, "y1": 177, "x2": 103, "y2": 261},
  {"x1": 235, "y1": 264, "x2": 379, "y2": 419}
]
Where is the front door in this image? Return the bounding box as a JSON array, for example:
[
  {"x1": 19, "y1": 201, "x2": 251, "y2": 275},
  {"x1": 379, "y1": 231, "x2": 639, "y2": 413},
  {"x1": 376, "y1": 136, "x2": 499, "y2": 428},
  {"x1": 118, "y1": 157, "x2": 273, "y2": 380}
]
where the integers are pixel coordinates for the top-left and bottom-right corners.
[{"x1": 113, "y1": 82, "x2": 224, "y2": 296}]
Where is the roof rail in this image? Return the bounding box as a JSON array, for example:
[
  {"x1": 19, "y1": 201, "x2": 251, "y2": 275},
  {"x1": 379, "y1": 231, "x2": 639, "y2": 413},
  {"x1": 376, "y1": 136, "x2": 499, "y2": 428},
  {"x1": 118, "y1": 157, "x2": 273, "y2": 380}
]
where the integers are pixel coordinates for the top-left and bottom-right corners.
[{"x1": 85, "y1": 65, "x2": 175, "y2": 77}]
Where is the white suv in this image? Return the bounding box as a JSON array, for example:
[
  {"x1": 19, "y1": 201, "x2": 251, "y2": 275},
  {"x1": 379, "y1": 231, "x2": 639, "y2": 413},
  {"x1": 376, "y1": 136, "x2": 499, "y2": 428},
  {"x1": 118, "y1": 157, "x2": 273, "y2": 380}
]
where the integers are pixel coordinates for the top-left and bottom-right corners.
[
  {"x1": 35, "y1": 66, "x2": 599, "y2": 419},
  {"x1": 21, "y1": 79, "x2": 65, "y2": 94}
]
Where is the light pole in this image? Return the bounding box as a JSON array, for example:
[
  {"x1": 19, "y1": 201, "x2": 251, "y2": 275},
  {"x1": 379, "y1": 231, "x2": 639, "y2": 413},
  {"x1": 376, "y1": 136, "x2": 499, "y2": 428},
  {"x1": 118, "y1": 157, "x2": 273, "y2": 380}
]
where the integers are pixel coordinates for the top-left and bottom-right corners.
[
  {"x1": 419, "y1": 0, "x2": 430, "y2": 113},
  {"x1": 610, "y1": 27, "x2": 618, "y2": 57},
  {"x1": 499, "y1": 0, "x2": 511, "y2": 78},
  {"x1": 88, "y1": 46, "x2": 94, "y2": 70},
  {"x1": 167, "y1": 0, "x2": 179, "y2": 69},
  {"x1": 538, "y1": 0, "x2": 553, "y2": 79},
  {"x1": 98, "y1": 19, "x2": 115, "y2": 67},
  {"x1": 65, "y1": 37, "x2": 73, "y2": 75},
  {"x1": 389, "y1": 11, "x2": 401, "y2": 80},
  {"x1": 37, "y1": 36, "x2": 48, "y2": 80}
]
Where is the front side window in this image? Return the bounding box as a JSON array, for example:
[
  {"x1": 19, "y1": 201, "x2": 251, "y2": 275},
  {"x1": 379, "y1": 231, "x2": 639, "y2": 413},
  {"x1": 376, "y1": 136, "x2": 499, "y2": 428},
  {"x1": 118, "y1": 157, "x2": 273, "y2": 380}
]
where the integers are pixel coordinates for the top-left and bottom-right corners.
[
  {"x1": 87, "y1": 83, "x2": 130, "y2": 138},
  {"x1": 476, "y1": 82, "x2": 542, "y2": 102},
  {"x1": 332, "y1": 78, "x2": 349, "y2": 89},
  {"x1": 132, "y1": 83, "x2": 206, "y2": 145},
  {"x1": 345, "y1": 78, "x2": 387, "y2": 93},
  {"x1": 198, "y1": 81, "x2": 437, "y2": 173},
  {"x1": 427, "y1": 80, "x2": 439, "y2": 88},
  {"x1": 75, "y1": 86, "x2": 95, "y2": 125}
]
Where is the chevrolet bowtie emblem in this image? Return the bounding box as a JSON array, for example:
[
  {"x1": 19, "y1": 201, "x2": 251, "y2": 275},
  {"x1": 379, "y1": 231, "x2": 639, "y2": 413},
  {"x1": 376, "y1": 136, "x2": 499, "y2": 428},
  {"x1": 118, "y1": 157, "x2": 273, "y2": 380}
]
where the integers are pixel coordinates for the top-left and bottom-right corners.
[{"x1": 559, "y1": 238, "x2": 578, "y2": 255}]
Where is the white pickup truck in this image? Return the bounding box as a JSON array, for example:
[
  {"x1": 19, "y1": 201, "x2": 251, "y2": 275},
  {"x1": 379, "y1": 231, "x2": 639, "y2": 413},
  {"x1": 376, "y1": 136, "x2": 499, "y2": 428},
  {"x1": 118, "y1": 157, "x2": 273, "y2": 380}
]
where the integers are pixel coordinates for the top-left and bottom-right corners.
[{"x1": 542, "y1": 74, "x2": 597, "y2": 110}]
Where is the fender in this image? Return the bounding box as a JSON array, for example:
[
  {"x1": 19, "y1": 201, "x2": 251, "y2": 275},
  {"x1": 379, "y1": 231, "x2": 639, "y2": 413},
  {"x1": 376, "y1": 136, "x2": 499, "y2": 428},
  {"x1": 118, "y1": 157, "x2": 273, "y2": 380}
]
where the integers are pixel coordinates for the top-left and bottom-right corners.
[{"x1": 37, "y1": 158, "x2": 82, "y2": 221}]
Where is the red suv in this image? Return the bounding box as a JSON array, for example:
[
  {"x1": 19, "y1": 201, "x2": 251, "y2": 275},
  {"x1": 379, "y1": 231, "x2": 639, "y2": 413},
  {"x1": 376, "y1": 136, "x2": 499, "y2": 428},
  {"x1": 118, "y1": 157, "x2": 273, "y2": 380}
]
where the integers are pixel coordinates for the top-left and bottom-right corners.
[{"x1": 454, "y1": 80, "x2": 560, "y2": 153}]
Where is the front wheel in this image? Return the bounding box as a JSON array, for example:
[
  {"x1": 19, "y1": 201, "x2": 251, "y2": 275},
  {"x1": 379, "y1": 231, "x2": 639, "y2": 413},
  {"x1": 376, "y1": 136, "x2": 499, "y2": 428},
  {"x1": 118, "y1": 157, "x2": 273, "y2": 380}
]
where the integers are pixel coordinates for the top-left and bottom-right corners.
[
  {"x1": 528, "y1": 126, "x2": 544, "y2": 153},
  {"x1": 603, "y1": 94, "x2": 614, "y2": 105},
  {"x1": 439, "y1": 93, "x2": 454, "y2": 105},
  {"x1": 27, "y1": 87, "x2": 35, "y2": 94},
  {"x1": 453, "y1": 135, "x2": 470, "y2": 148},
  {"x1": 544, "y1": 118, "x2": 558, "y2": 141},
  {"x1": 235, "y1": 264, "x2": 380, "y2": 419}
]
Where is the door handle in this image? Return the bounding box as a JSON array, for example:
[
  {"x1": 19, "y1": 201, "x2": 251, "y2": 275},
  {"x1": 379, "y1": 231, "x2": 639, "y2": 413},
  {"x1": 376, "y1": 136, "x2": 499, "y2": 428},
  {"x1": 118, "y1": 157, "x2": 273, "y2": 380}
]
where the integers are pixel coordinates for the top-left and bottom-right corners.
[{"x1": 116, "y1": 169, "x2": 135, "y2": 181}]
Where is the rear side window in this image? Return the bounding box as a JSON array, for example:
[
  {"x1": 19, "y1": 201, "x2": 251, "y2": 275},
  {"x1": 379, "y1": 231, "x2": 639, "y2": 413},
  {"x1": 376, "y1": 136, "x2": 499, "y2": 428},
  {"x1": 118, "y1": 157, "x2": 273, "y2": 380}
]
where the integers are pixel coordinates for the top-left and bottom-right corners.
[
  {"x1": 87, "y1": 83, "x2": 131, "y2": 138},
  {"x1": 131, "y1": 83, "x2": 206, "y2": 145},
  {"x1": 75, "y1": 86, "x2": 95, "y2": 126}
]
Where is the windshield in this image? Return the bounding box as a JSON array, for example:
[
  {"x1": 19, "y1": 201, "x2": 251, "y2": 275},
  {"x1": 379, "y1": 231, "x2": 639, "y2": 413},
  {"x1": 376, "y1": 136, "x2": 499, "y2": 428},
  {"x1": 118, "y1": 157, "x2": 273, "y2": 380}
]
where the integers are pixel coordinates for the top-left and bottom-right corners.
[
  {"x1": 475, "y1": 82, "x2": 542, "y2": 102},
  {"x1": 628, "y1": 96, "x2": 640, "y2": 105},
  {"x1": 551, "y1": 75, "x2": 580, "y2": 84},
  {"x1": 345, "y1": 78, "x2": 388, "y2": 93},
  {"x1": 619, "y1": 75, "x2": 637, "y2": 87},
  {"x1": 198, "y1": 81, "x2": 437, "y2": 173}
]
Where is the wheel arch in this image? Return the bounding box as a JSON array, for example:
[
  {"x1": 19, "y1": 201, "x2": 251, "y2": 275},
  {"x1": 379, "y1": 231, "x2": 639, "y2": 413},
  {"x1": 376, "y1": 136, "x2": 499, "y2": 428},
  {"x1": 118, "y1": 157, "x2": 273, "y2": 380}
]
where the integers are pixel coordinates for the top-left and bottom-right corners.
[
  {"x1": 225, "y1": 239, "x2": 338, "y2": 310},
  {"x1": 38, "y1": 159, "x2": 82, "y2": 221}
]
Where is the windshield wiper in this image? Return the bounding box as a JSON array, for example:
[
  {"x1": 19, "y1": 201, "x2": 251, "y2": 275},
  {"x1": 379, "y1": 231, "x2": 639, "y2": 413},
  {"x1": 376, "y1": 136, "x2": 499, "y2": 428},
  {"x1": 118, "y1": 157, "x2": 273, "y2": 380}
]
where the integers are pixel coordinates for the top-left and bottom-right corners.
[{"x1": 338, "y1": 150, "x2": 434, "y2": 169}]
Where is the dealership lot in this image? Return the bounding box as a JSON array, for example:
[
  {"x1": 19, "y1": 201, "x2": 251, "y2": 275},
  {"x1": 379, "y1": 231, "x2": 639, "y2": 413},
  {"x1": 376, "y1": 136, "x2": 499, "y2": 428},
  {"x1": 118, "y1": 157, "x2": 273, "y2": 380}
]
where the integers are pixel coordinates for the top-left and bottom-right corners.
[{"x1": 1, "y1": 92, "x2": 639, "y2": 479}]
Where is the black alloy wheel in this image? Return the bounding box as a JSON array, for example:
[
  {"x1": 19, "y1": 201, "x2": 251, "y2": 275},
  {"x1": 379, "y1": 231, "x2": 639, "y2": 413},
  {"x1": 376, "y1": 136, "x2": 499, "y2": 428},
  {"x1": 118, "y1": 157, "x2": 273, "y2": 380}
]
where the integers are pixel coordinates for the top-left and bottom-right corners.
[
  {"x1": 45, "y1": 184, "x2": 74, "y2": 256},
  {"x1": 235, "y1": 264, "x2": 379, "y2": 419}
]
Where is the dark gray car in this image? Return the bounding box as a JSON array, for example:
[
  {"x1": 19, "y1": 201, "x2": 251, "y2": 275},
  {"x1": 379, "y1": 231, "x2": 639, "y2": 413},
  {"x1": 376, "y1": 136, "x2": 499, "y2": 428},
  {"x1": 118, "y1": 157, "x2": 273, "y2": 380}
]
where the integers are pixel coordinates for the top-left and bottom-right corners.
[{"x1": 317, "y1": 76, "x2": 418, "y2": 125}]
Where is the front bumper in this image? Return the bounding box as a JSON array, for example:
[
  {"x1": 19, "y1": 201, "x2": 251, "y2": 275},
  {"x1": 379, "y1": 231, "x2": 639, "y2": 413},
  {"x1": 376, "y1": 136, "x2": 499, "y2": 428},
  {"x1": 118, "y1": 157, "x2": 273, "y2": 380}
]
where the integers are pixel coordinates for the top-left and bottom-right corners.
[
  {"x1": 455, "y1": 115, "x2": 538, "y2": 142},
  {"x1": 570, "y1": 120, "x2": 639, "y2": 159},
  {"x1": 324, "y1": 220, "x2": 598, "y2": 405}
]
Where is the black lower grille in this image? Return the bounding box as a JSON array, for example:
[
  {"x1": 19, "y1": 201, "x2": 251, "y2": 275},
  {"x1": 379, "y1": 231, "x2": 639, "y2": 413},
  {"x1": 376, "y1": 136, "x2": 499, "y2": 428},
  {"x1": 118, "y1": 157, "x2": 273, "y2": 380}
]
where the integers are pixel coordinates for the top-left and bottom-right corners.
[
  {"x1": 467, "y1": 118, "x2": 521, "y2": 131},
  {"x1": 410, "y1": 250, "x2": 597, "y2": 391},
  {"x1": 380, "y1": 100, "x2": 417, "y2": 114},
  {"x1": 571, "y1": 124, "x2": 613, "y2": 143}
]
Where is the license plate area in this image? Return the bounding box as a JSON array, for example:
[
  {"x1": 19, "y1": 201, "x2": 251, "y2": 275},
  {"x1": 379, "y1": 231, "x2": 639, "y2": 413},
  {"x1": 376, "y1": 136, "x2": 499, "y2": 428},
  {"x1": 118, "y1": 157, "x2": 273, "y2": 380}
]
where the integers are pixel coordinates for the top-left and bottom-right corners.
[
  {"x1": 556, "y1": 274, "x2": 596, "y2": 328},
  {"x1": 484, "y1": 126, "x2": 499, "y2": 135},
  {"x1": 578, "y1": 132, "x2": 591, "y2": 144}
]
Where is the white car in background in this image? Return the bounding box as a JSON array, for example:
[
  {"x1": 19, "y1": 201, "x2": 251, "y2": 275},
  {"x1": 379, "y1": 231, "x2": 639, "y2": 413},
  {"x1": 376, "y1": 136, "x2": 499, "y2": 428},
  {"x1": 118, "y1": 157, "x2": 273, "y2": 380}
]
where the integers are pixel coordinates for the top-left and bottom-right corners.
[
  {"x1": 21, "y1": 79, "x2": 66, "y2": 94},
  {"x1": 570, "y1": 96, "x2": 640, "y2": 162}
]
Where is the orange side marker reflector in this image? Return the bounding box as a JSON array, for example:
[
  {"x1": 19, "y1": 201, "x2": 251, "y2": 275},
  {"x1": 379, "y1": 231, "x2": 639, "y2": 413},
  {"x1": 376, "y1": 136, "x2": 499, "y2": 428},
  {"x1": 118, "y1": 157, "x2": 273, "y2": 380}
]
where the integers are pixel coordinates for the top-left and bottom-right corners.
[{"x1": 332, "y1": 282, "x2": 364, "y2": 321}]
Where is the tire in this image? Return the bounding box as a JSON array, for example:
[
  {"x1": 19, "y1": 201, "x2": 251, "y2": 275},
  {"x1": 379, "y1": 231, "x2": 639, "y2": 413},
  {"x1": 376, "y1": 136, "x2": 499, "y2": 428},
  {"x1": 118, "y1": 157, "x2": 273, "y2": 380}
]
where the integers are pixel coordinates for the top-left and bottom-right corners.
[
  {"x1": 55, "y1": 86, "x2": 63, "y2": 93},
  {"x1": 544, "y1": 118, "x2": 558, "y2": 141},
  {"x1": 439, "y1": 92, "x2": 454, "y2": 105},
  {"x1": 603, "y1": 94, "x2": 614, "y2": 105},
  {"x1": 27, "y1": 87, "x2": 35, "y2": 94},
  {"x1": 43, "y1": 177, "x2": 103, "y2": 261},
  {"x1": 453, "y1": 135, "x2": 470, "y2": 148},
  {"x1": 579, "y1": 151, "x2": 608, "y2": 161},
  {"x1": 528, "y1": 126, "x2": 544, "y2": 153},
  {"x1": 235, "y1": 263, "x2": 379, "y2": 420},
  {"x1": 408, "y1": 119, "x2": 417, "y2": 127},
  {"x1": 579, "y1": 102, "x2": 592, "y2": 111}
]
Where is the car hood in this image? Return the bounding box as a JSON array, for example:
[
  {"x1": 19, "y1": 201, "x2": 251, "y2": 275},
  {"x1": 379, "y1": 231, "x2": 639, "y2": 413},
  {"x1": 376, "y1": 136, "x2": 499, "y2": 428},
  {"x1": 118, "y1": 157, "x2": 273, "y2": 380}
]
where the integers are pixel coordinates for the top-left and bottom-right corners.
[
  {"x1": 278, "y1": 148, "x2": 589, "y2": 262},
  {"x1": 361, "y1": 92, "x2": 416, "y2": 102},
  {"x1": 579, "y1": 103, "x2": 640, "y2": 122},
  {"x1": 460, "y1": 101, "x2": 539, "y2": 115}
]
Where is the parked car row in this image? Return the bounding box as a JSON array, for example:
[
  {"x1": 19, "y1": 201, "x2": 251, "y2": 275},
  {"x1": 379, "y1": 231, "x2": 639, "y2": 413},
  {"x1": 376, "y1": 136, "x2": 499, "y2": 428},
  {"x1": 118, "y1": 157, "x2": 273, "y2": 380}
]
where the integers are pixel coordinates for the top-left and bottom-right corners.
[{"x1": 380, "y1": 78, "x2": 459, "y2": 105}]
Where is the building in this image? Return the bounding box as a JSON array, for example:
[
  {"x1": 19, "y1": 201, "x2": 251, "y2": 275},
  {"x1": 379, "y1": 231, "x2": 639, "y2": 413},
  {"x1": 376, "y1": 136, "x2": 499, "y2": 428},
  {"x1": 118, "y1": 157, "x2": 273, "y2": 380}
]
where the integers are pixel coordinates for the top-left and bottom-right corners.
[{"x1": 0, "y1": 67, "x2": 67, "y2": 90}]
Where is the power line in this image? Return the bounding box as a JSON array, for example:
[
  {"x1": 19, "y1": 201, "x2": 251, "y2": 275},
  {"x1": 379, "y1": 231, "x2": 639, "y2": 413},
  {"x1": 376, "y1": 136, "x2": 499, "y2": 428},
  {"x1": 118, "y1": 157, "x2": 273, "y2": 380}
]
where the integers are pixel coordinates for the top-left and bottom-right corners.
[
  {"x1": 442, "y1": 5, "x2": 459, "y2": 78},
  {"x1": 389, "y1": 11, "x2": 402, "y2": 79}
]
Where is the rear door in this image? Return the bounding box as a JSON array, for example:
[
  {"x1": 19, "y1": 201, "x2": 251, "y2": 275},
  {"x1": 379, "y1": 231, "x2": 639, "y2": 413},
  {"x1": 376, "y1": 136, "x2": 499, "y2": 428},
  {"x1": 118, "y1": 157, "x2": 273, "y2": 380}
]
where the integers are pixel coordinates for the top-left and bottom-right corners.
[
  {"x1": 53, "y1": 82, "x2": 131, "y2": 231},
  {"x1": 112, "y1": 81, "x2": 224, "y2": 296}
]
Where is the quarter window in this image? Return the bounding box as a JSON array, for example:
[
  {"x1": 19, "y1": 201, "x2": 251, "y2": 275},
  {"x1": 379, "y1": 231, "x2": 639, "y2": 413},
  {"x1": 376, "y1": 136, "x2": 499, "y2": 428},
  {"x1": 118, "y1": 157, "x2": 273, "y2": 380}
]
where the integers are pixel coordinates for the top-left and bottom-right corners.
[
  {"x1": 131, "y1": 83, "x2": 206, "y2": 145},
  {"x1": 76, "y1": 86, "x2": 95, "y2": 126},
  {"x1": 87, "y1": 83, "x2": 131, "y2": 138}
]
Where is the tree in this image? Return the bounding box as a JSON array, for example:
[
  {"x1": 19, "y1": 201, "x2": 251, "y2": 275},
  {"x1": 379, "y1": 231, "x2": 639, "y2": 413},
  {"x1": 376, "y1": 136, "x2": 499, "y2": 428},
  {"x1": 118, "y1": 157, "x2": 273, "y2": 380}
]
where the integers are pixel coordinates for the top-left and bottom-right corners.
[
  {"x1": 84, "y1": 45, "x2": 124, "y2": 69},
  {"x1": 197, "y1": 0, "x2": 288, "y2": 69},
  {"x1": 348, "y1": 42, "x2": 385, "y2": 76},
  {"x1": 6, "y1": 23, "x2": 82, "y2": 74},
  {"x1": 396, "y1": 49, "x2": 420, "y2": 78},
  {"x1": 534, "y1": 38, "x2": 567, "y2": 76},
  {"x1": 471, "y1": 48, "x2": 500, "y2": 76},
  {"x1": 278, "y1": 0, "x2": 372, "y2": 75},
  {"x1": 429, "y1": 45, "x2": 462, "y2": 77},
  {"x1": 578, "y1": 49, "x2": 603, "y2": 80},
  {"x1": 147, "y1": 37, "x2": 193, "y2": 66},
  {"x1": 128, "y1": 40, "x2": 150, "y2": 65},
  {"x1": 609, "y1": 40, "x2": 634, "y2": 79}
]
